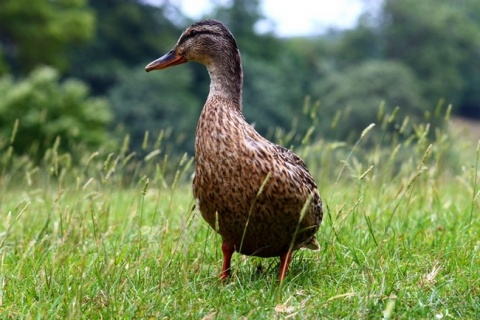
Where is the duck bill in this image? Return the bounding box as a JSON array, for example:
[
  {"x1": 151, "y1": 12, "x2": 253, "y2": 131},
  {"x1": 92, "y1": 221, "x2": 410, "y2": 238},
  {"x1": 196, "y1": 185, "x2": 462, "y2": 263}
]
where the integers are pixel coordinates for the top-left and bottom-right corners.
[{"x1": 145, "y1": 49, "x2": 187, "y2": 72}]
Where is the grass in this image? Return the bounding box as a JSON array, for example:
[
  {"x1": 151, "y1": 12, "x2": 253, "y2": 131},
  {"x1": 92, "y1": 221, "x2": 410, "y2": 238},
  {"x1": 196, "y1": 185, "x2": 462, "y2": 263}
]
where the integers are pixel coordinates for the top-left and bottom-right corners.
[{"x1": 0, "y1": 109, "x2": 479, "y2": 319}]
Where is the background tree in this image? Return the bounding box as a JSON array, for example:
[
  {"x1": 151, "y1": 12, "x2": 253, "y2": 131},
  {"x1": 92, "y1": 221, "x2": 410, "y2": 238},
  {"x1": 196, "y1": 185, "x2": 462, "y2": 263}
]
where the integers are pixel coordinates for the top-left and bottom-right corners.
[
  {"x1": 313, "y1": 61, "x2": 426, "y2": 141},
  {"x1": 108, "y1": 66, "x2": 201, "y2": 155},
  {"x1": 2, "y1": 0, "x2": 480, "y2": 160},
  {"x1": 0, "y1": 0, "x2": 95, "y2": 75},
  {"x1": 211, "y1": 0, "x2": 280, "y2": 61},
  {"x1": 0, "y1": 67, "x2": 112, "y2": 157},
  {"x1": 67, "y1": 0, "x2": 183, "y2": 95},
  {"x1": 381, "y1": 0, "x2": 480, "y2": 111},
  {"x1": 241, "y1": 37, "x2": 333, "y2": 142},
  {"x1": 329, "y1": 0, "x2": 480, "y2": 119},
  {"x1": 105, "y1": 0, "x2": 290, "y2": 154},
  {"x1": 333, "y1": 15, "x2": 381, "y2": 69}
]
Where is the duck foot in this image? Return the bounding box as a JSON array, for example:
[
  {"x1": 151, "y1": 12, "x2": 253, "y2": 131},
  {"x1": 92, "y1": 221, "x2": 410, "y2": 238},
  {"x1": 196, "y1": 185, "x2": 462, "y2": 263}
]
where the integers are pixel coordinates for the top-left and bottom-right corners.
[
  {"x1": 220, "y1": 241, "x2": 234, "y2": 280},
  {"x1": 278, "y1": 251, "x2": 293, "y2": 282}
]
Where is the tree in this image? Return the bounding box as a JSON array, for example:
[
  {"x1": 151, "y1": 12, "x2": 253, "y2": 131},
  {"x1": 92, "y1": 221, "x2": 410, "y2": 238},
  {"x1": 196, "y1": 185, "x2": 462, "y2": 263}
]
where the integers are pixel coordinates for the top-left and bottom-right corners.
[
  {"x1": 0, "y1": 67, "x2": 112, "y2": 157},
  {"x1": 334, "y1": 14, "x2": 381, "y2": 69},
  {"x1": 331, "y1": 0, "x2": 480, "y2": 118},
  {"x1": 105, "y1": 2, "x2": 295, "y2": 154},
  {"x1": 67, "y1": 0, "x2": 183, "y2": 95},
  {"x1": 0, "y1": 0, "x2": 95, "y2": 75},
  {"x1": 211, "y1": 0, "x2": 280, "y2": 61},
  {"x1": 457, "y1": 0, "x2": 480, "y2": 117},
  {"x1": 241, "y1": 43, "x2": 326, "y2": 143},
  {"x1": 380, "y1": 0, "x2": 480, "y2": 116},
  {"x1": 108, "y1": 66, "x2": 201, "y2": 155},
  {"x1": 312, "y1": 61, "x2": 427, "y2": 141}
]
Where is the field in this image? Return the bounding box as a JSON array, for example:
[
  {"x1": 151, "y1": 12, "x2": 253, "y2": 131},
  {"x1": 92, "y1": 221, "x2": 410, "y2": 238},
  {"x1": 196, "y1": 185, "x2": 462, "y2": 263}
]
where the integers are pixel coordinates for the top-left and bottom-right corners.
[{"x1": 1, "y1": 111, "x2": 479, "y2": 319}]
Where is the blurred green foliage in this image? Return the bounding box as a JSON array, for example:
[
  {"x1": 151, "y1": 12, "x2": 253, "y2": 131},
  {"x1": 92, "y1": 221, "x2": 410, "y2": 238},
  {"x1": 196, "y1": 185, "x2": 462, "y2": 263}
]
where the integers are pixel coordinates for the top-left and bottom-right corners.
[
  {"x1": 313, "y1": 61, "x2": 426, "y2": 141},
  {"x1": 0, "y1": 67, "x2": 112, "y2": 157},
  {"x1": 337, "y1": 0, "x2": 480, "y2": 118},
  {"x1": 1, "y1": 0, "x2": 480, "y2": 159},
  {"x1": 109, "y1": 66, "x2": 201, "y2": 155},
  {"x1": 0, "y1": 0, "x2": 95, "y2": 74},
  {"x1": 212, "y1": 0, "x2": 280, "y2": 61},
  {"x1": 66, "y1": 0, "x2": 183, "y2": 95},
  {"x1": 381, "y1": 0, "x2": 480, "y2": 117}
]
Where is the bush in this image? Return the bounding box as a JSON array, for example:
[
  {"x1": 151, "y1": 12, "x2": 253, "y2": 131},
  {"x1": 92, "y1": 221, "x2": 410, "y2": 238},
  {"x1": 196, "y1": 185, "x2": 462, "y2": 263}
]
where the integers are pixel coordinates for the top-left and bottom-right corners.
[
  {"x1": 108, "y1": 65, "x2": 201, "y2": 155},
  {"x1": 312, "y1": 61, "x2": 433, "y2": 141},
  {"x1": 0, "y1": 66, "x2": 112, "y2": 157}
]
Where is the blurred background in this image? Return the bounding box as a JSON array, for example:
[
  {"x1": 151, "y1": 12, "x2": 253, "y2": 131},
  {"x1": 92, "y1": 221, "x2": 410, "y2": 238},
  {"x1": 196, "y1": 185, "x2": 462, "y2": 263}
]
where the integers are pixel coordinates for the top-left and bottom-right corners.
[{"x1": 1, "y1": 0, "x2": 479, "y2": 159}]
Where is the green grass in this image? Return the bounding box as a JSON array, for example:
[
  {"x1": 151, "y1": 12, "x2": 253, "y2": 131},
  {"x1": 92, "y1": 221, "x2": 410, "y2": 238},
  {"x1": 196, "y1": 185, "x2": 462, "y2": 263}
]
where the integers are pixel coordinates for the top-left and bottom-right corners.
[{"x1": 0, "y1": 113, "x2": 479, "y2": 318}]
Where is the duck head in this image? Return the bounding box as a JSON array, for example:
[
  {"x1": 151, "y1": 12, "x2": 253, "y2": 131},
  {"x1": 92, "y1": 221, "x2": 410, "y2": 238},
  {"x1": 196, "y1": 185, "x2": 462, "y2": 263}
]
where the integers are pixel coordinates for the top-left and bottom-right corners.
[{"x1": 145, "y1": 19, "x2": 240, "y2": 72}]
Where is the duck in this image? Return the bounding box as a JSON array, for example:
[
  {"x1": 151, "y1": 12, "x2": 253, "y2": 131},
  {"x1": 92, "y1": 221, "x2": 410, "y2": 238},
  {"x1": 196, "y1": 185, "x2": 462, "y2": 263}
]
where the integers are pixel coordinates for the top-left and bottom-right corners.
[{"x1": 145, "y1": 19, "x2": 323, "y2": 281}]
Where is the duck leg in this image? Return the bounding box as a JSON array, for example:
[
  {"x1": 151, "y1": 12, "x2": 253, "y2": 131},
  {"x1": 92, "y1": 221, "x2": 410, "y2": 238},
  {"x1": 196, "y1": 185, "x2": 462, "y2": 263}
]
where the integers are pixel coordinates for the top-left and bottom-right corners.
[
  {"x1": 220, "y1": 241, "x2": 234, "y2": 280},
  {"x1": 278, "y1": 250, "x2": 293, "y2": 281}
]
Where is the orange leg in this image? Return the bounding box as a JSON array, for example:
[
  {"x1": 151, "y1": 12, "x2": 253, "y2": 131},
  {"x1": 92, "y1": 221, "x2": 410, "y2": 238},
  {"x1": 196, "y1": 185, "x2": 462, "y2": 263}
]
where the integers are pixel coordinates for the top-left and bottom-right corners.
[
  {"x1": 220, "y1": 241, "x2": 234, "y2": 280},
  {"x1": 278, "y1": 250, "x2": 293, "y2": 281}
]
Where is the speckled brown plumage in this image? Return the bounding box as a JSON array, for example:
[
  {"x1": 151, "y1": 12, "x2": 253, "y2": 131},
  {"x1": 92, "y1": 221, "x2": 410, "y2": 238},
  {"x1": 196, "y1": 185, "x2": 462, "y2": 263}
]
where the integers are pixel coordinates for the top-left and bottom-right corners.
[{"x1": 146, "y1": 19, "x2": 323, "y2": 281}]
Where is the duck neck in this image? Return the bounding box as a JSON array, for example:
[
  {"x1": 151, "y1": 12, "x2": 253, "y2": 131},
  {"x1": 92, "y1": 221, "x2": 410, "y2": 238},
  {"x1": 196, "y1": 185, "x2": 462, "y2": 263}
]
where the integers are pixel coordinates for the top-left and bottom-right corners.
[{"x1": 205, "y1": 51, "x2": 243, "y2": 110}]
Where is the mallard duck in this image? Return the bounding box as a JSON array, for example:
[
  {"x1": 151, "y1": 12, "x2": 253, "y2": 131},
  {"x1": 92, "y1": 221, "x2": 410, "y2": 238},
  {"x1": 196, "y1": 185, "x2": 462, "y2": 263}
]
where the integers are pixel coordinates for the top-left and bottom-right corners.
[{"x1": 146, "y1": 19, "x2": 322, "y2": 281}]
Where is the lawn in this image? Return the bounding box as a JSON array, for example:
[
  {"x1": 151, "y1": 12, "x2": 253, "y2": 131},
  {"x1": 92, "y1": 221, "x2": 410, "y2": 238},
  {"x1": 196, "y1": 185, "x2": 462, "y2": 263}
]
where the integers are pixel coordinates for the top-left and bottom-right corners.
[{"x1": 0, "y1": 114, "x2": 479, "y2": 318}]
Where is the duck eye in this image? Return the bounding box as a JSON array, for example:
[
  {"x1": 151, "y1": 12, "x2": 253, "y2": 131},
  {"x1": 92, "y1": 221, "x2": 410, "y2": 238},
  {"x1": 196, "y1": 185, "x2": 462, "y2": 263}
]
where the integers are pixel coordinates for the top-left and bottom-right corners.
[{"x1": 190, "y1": 30, "x2": 198, "y2": 36}]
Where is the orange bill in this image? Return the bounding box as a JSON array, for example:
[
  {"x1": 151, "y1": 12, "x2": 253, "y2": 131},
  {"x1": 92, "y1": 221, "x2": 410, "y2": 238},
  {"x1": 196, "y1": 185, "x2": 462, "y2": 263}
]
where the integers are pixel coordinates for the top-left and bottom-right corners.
[{"x1": 145, "y1": 49, "x2": 187, "y2": 72}]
